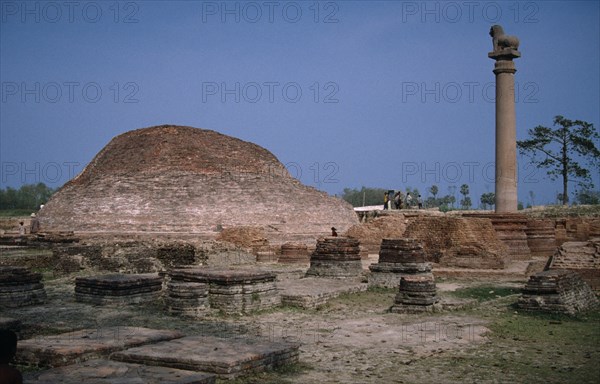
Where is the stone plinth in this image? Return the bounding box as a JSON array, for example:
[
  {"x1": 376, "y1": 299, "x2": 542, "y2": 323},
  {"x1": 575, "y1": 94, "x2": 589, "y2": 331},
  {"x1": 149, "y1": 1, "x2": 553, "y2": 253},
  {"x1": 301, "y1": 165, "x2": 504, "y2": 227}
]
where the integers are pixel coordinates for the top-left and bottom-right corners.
[
  {"x1": 369, "y1": 238, "x2": 431, "y2": 288},
  {"x1": 0, "y1": 266, "x2": 46, "y2": 308},
  {"x1": 390, "y1": 275, "x2": 440, "y2": 313},
  {"x1": 164, "y1": 280, "x2": 209, "y2": 318},
  {"x1": 517, "y1": 269, "x2": 599, "y2": 314},
  {"x1": 15, "y1": 327, "x2": 183, "y2": 368},
  {"x1": 74, "y1": 273, "x2": 163, "y2": 305},
  {"x1": 25, "y1": 359, "x2": 216, "y2": 384},
  {"x1": 526, "y1": 219, "x2": 558, "y2": 258},
  {"x1": 278, "y1": 243, "x2": 310, "y2": 264},
  {"x1": 306, "y1": 237, "x2": 362, "y2": 278},
  {"x1": 168, "y1": 268, "x2": 280, "y2": 314},
  {"x1": 547, "y1": 239, "x2": 600, "y2": 290},
  {"x1": 111, "y1": 335, "x2": 300, "y2": 379},
  {"x1": 278, "y1": 277, "x2": 367, "y2": 309}
]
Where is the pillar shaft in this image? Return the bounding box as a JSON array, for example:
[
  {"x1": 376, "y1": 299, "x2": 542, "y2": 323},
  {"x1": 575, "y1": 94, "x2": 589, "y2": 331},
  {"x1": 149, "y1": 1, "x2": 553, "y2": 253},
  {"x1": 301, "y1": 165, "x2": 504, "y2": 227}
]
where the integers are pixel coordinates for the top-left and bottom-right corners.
[
  {"x1": 494, "y1": 61, "x2": 518, "y2": 212},
  {"x1": 489, "y1": 31, "x2": 520, "y2": 213}
]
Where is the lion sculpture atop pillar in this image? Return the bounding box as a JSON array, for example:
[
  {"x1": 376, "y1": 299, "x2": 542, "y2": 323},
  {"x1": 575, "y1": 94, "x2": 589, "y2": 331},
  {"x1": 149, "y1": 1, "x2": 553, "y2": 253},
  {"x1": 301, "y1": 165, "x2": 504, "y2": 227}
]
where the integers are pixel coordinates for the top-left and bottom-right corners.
[{"x1": 490, "y1": 25, "x2": 520, "y2": 52}]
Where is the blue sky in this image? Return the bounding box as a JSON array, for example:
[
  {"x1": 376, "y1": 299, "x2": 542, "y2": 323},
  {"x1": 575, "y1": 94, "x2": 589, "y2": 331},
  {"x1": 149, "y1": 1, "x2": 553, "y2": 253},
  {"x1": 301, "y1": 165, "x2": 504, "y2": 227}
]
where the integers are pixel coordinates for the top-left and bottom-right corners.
[{"x1": 1, "y1": 0, "x2": 599, "y2": 206}]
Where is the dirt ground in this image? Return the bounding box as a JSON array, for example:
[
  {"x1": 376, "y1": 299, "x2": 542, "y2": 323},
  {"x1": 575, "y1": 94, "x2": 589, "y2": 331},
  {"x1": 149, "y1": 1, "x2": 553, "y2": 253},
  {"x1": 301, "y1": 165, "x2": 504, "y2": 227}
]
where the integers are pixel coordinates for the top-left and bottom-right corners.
[{"x1": 3, "y1": 267, "x2": 599, "y2": 384}]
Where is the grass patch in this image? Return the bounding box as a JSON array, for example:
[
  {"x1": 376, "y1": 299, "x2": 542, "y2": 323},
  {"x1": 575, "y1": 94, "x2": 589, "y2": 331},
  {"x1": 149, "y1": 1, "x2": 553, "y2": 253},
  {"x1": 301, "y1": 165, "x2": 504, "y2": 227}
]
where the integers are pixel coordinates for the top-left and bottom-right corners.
[
  {"x1": 0, "y1": 209, "x2": 32, "y2": 217},
  {"x1": 215, "y1": 362, "x2": 312, "y2": 384},
  {"x1": 392, "y1": 305, "x2": 600, "y2": 383},
  {"x1": 449, "y1": 285, "x2": 521, "y2": 302}
]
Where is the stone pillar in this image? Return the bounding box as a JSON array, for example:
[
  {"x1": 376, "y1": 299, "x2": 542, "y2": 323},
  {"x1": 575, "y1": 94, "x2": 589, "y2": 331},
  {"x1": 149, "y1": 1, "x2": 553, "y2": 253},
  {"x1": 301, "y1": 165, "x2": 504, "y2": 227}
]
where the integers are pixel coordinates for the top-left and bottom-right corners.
[{"x1": 488, "y1": 25, "x2": 521, "y2": 213}]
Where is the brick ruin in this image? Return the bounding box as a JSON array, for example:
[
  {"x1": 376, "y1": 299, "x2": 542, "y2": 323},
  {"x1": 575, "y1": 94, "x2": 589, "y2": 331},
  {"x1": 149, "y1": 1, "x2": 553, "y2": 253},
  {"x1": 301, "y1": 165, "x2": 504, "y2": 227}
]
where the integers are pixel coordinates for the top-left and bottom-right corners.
[
  {"x1": 403, "y1": 215, "x2": 507, "y2": 268},
  {"x1": 546, "y1": 239, "x2": 600, "y2": 290},
  {"x1": 369, "y1": 238, "x2": 432, "y2": 288},
  {"x1": 278, "y1": 242, "x2": 310, "y2": 264},
  {"x1": 167, "y1": 268, "x2": 281, "y2": 315},
  {"x1": 74, "y1": 273, "x2": 163, "y2": 305},
  {"x1": 345, "y1": 213, "x2": 408, "y2": 256},
  {"x1": 345, "y1": 211, "x2": 600, "y2": 274},
  {"x1": 50, "y1": 239, "x2": 255, "y2": 274},
  {"x1": 306, "y1": 237, "x2": 363, "y2": 278},
  {"x1": 0, "y1": 266, "x2": 46, "y2": 308},
  {"x1": 390, "y1": 275, "x2": 440, "y2": 313},
  {"x1": 384, "y1": 238, "x2": 439, "y2": 313},
  {"x1": 37, "y1": 125, "x2": 358, "y2": 244},
  {"x1": 517, "y1": 269, "x2": 599, "y2": 314},
  {"x1": 525, "y1": 219, "x2": 557, "y2": 258}
]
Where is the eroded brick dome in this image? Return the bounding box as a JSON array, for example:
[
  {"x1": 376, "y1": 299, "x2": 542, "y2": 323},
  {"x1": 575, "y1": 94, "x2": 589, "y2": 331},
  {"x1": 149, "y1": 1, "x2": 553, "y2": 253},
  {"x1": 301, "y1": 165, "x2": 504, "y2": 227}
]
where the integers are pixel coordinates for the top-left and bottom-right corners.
[{"x1": 40, "y1": 125, "x2": 358, "y2": 242}]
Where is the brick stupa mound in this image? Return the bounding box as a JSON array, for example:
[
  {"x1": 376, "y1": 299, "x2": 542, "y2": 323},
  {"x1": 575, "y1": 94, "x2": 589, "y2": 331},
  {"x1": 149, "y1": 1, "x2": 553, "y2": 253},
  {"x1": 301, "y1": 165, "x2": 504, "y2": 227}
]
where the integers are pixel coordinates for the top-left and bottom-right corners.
[{"x1": 39, "y1": 126, "x2": 358, "y2": 242}]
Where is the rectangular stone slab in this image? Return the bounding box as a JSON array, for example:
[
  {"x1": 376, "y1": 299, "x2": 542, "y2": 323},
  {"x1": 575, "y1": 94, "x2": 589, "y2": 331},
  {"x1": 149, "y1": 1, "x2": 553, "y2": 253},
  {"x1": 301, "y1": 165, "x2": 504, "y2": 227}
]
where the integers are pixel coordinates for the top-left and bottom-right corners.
[
  {"x1": 170, "y1": 268, "x2": 276, "y2": 285},
  {"x1": 16, "y1": 327, "x2": 184, "y2": 368},
  {"x1": 24, "y1": 359, "x2": 216, "y2": 384},
  {"x1": 278, "y1": 277, "x2": 367, "y2": 309},
  {"x1": 75, "y1": 273, "x2": 162, "y2": 288},
  {"x1": 111, "y1": 335, "x2": 300, "y2": 379}
]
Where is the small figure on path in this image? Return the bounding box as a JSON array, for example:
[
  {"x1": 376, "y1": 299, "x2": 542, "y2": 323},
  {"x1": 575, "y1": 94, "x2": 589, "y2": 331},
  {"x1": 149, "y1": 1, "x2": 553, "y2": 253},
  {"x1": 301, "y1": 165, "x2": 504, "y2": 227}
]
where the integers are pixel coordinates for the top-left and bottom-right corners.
[
  {"x1": 406, "y1": 192, "x2": 413, "y2": 208},
  {"x1": 18, "y1": 222, "x2": 25, "y2": 236},
  {"x1": 331, "y1": 227, "x2": 338, "y2": 237},
  {"x1": 383, "y1": 192, "x2": 389, "y2": 210},
  {"x1": 417, "y1": 194, "x2": 423, "y2": 209}
]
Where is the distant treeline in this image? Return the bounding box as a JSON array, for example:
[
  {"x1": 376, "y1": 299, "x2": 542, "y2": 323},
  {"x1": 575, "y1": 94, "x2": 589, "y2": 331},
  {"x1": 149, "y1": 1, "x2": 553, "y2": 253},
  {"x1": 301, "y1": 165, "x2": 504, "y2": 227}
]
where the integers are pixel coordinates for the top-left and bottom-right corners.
[{"x1": 0, "y1": 183, "x2": 55, "y2": 210}]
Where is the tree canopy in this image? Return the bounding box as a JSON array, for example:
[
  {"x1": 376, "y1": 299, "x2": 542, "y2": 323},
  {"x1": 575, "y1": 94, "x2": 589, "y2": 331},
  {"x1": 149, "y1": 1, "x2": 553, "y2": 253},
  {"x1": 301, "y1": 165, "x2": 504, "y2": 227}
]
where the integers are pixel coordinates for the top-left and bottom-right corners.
[
  {"x1": 517, "y1": 116, "x2": 600, "y2": 205},
  {"x1": 0, "y1": 183, "x2": 54, "y2": 211}
]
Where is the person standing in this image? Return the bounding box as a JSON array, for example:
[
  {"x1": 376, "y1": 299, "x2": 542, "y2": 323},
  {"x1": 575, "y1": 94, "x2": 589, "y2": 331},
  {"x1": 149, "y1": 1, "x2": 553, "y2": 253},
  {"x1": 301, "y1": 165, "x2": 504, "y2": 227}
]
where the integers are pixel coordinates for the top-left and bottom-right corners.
[
  {"x1": 18, "y1": 222, "x2": 26, "y2": 236},
  {"x1": 394, "y1": 192, "x2": 401, "y2": 210},
  {"x1": 406, "y1": 192, "x2": 413, "y2": 208},
  {"x1": 29, "y1": 213, "x2": 40, "y2": 234},
  {"x1": 383, "y1": 192, "x2": 389, "y2": 210},
  {"x1": 417, "y1": 194, "x2": 423, "y2": 209}
]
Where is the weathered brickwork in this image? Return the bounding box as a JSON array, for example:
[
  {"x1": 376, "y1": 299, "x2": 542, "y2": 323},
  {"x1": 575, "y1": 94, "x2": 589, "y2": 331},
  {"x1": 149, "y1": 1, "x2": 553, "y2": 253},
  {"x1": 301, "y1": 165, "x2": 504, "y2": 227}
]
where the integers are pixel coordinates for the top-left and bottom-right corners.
[
  {"x1": 0, "y1": 266, "x2": 46, "y2": 308},
  {"x1": 306, "y1": 237, "x2": 363, "y2": 278},
  {"x1": 369, "y1": 238, "x2": 431, "y2": 288},
  {"x1": 547, "y1": 239, "x2": 600, "y2": 290},
  {"x1": 38, "y1": 126, "x2": 358, "y2": 243},
  {"x1": 74, "y1": 273, "x2": 163, "y2": 305},
  {"x1": 404, "y1": 216, "x2": 506, "y2": 268},
  {"x1": 517, "y1": 269, "x2": 599, "y2": 314}
]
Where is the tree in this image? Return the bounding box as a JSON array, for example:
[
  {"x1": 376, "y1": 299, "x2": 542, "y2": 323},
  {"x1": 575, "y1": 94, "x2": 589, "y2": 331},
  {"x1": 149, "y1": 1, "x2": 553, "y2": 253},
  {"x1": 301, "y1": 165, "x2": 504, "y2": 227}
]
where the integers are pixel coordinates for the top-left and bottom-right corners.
[
  {"x1": 575, "y1": 189, "x2": 600, "y2": 205},
  {"x1": 517, "y1": 116, "x2": 600, "y2": 206},
  {"x1": 429, "y1": 185, "x2": 439, "y2": 200},
  {"x1": 528, "y1": 190, "x2": 535, "y2": 207},
  {"x1": 480, "y1": 192, "x2": 496, "y2": 210},
  {"x1": 0, "y1": 183, "x2": 55, "y2": 211},
  {"x1": 460, "y1": 184, "x2": 470, "y2": 209},
  {"x1": 341, "y1": 186, "x2": 388, "y2": 207},
  {"x1": 461, "y1": 196, "x2": 472, "y2": 209},
  {"x1": 448, "y1": 185, "x2": 457, "y2": 208}
]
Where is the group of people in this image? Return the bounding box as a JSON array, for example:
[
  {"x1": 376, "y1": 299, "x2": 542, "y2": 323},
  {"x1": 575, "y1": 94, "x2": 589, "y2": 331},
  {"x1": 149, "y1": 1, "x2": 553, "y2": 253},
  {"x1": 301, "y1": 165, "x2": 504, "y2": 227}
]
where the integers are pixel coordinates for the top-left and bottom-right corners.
[{"x1": 383, "y1": 191, "x2": 423, "y2": 210}]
